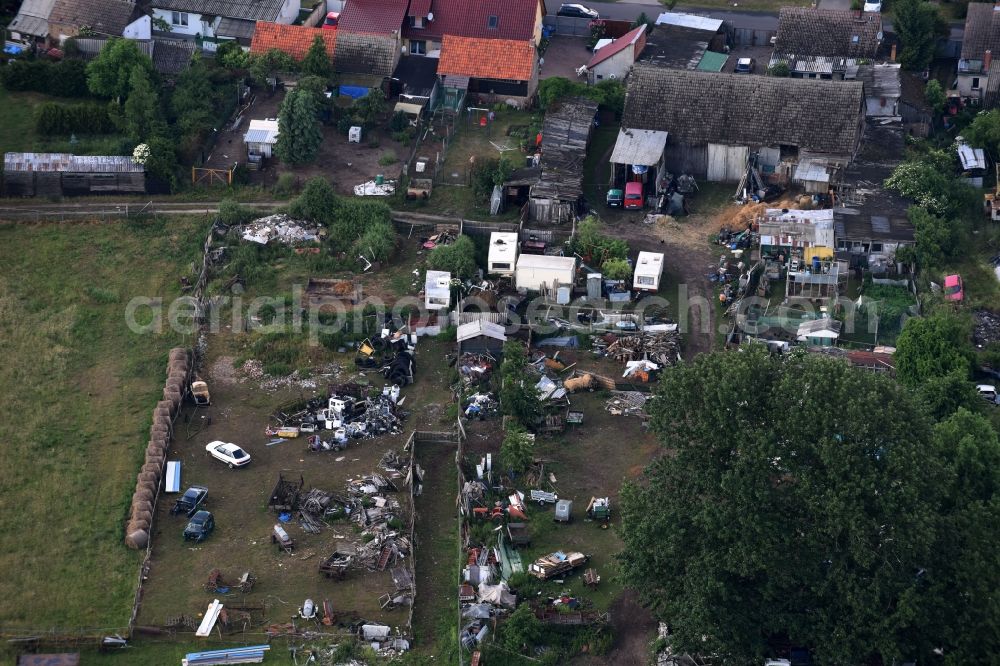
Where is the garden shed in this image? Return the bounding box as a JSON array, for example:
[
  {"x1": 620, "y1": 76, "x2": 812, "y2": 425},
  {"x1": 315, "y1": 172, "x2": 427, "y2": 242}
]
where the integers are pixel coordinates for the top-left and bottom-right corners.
[
  {"x1": 457, "y1": 320, "x2": 507, "y2": 355},
  {"x1": 244, "y1": 119, "x2": 280, "y2": 164},
  {"x1": 2, "y1": 152, "x2": 145, "y2": 197}
]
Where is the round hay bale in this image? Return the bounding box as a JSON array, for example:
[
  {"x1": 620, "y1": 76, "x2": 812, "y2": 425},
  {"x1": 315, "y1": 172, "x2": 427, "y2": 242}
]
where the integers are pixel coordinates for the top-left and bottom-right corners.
[
  {"x1": 168, "y1": 347, "x2": 188, "y2": 362},
  {"x1": 134, "y1": 487, "x2": 154, "y2": 503},
  {"x1": 139, "y1": 479, "x2": 157, "y2": 495},
  {"x1": 157, "y1": 399, "x2": 176, "y2": 415},
  {"x1": 151, "y1": 423, "x2": 169, "y2": 435},
  {"x1": 125, "y1": 529, "x2": 149, "y2": 550},
  {"x1": 141, "y1": 461, "x2": 160, "y2": 476},
  {"x1": 133, "y1": 499, "x2": 153, "y2": 516},
  {"x1": 131, "y1": 515, "x2": 151, "y2": 532},
  {"x1": 137, "y1": 471, "x2": 157, "y2": 487},
  {"x1": 147, "y1": 441, "x2": 168, "y2": 456},
  {"x1": 154, "y1": 405, "x2": 171, "y2": 419},
  {"x1": 168, "y1": 371, "x2": 187, "y2": 386},
  {"x1": 164, "y1": 390, "x2": 182, "y2": 406}
]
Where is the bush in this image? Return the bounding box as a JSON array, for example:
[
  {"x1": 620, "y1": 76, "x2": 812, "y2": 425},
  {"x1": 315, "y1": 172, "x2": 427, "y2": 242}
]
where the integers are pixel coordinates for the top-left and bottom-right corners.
[
  {"x1": 272, "y1": 172, "x2": 297, "y2": 198},
  {"x1": 428, "y1": 235, "x2": 477, "y2": 278},
  {"x1": 768, "y1": 62, "x2": 790, "y2": 77},
  {"x1": 377, "y1": 152, "x2": 397, "y2": 166},
  {"x1": 337, "y1": 115, "x2": 355, "y2": 135},
  {"x1": 354, "y1": 221, "x2": 396, "y2": 263},
  {"x1": 602, "y1": 257, "x2": 631, "y2": 280},
  {"x1": 0, "y1": 59, "x2": 90, "y2": 97},
  {"x1": 389, "y1": 110, "x2": 409, "y2": 132},
  {"x1": 35, "y1": 101, "x2": 115, "y2": 135},
  {"x1": 218, "y1": 198, "x2": 254, "y2": 226}
]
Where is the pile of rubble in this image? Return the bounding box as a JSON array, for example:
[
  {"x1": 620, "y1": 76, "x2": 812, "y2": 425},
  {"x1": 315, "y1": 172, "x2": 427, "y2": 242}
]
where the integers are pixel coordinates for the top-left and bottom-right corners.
[
  {"x1": 269, "y1": 385, "x2": 408, "y2": 448},
  {"x1": 240, "y1": 214, "x2": 323, "y2": 245},
  {"x1": 596, "y1": 330, "x2": 682, "y2": 366},
  {"x1": 974, "y1": 309, "x2": 1000, "y2": 349},
  {"x1": 463, "y1": 392, "x2": 498, "y2": 420},
  {"x1": 458, "y1": 353, "x2": 496, "y2": 385},
  {"x1": 605, "y1": 391, "x2": 650, "y2": 417}
]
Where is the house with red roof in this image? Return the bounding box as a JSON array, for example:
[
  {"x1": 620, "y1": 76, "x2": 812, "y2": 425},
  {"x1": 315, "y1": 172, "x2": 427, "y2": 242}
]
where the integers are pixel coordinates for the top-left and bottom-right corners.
[
  {"x1": 334, "y1": 0, "x2": 409, "y2": 77},
  {"x1": 437, "y1": 35, "x2": 539, "y2": 104},
  {"x1": 250, "y1": 22, "x2": 335, "y2": 61},
  {"x1": 584, "y1": 24, "x2": 646, "y2": 85},
  {"x1": 401, "y1": 0, "x2": 544, "y2": 58}
]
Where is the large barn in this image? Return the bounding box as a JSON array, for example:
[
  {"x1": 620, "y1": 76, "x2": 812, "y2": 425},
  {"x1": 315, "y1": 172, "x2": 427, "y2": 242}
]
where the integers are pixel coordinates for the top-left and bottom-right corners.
[
  {"x1": 620, "y1": 65, "x2": 865, "y2": 183},
  {"x1": 3, "y1": 152, "x2": 146, "y2": 197}
]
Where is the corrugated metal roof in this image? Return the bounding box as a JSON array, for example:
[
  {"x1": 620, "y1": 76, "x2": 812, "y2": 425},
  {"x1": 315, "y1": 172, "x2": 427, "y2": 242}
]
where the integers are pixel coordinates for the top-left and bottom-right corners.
[
  {"x1": 3, "y1": 152, "x2": 144, "y2": 173},
  {"x1": 609, "y1": 128, "x2": 668, "y2": 166},
  {"x1": 958, "y1": 143, "x2": 986, "y2": 170},
  {"x1": 151, "y1": 0, "x2": 285, "y2": 22},
  {"x1": 243, "y1": 119, "x2": 279, "y2": 144},
  {"x1": 696, "y1": 50, "x2": 728, "y2": 71},
  {"x1": 217, "y1": 16, "x2": 256, "y2": 39},
  {"x1": 655, "y1": 11, "x2": 723, "y2": 32},
  {"x1": 457, "y1": 320, "x2": 507, "y2": 342}
]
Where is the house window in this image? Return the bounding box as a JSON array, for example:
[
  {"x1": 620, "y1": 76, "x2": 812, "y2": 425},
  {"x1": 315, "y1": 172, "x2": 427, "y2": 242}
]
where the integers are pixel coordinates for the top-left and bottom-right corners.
[
  {"x1": 493, "y1": 262, "x2": 510, "y2": 270},
  {"x1": 851, "y1": 35, "x2": 859, "y2": 43},
  {"x1": 837, "y1": 239, "x2": 849, "y2": 250},
  {"x1": 972, "y1": 77, "x2": 981, "y2": 90},
  {"x1": 638, "y1": 276, "x2": 655, "y2": 286},
  {"x1": 171, "y1": 11, "x2": 188, "y2": 26},
  {"x1": 596, "y1": 74, "x2": 603, "y2": 80},
  {"x1": 871, "y1": 243, "x2": 883, "y2": 253},
  {"x1": 410, "y1": 40, "x2": 426, "y2": 55},
  {"x1": 411, "y1": 16, "x2": 424, "y2": 28},
  {"x1": 487, "y1": 15, "x2": 498, "y2": 29}
]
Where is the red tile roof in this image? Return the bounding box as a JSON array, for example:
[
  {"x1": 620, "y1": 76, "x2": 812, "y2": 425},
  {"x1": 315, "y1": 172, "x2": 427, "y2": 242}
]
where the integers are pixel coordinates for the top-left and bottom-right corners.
[
  {"x1": 250, "y1": 22, "x2": 336, "y2": 60},
  {"x1": 438, "y1": 35, "x2": 536, "y2": 81},
  {"x1": 587, "y1": 24, "x2": 645, "y2": 68},
  {"x1": 408, "y1": 0, "x2": 432, "y2": 18},
  {"x1": 402, "y1": 0, "x2": 542, "y2": 42},
  {"x1": 338, "y1": 0, "x2": 409, "y2": 35}
]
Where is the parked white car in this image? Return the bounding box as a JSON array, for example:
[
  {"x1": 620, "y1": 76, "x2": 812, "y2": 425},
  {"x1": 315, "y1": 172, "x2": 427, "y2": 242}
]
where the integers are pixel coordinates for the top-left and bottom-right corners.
[
  {"x1": 206, "y1": 441, "x2": 252, "y2": 468},
  {"x1": 863, "y1": 0, "x2": 882, "y2": 11},
  {"x1": 977, "y1": 384, "x2": 999, "y2": 405}
]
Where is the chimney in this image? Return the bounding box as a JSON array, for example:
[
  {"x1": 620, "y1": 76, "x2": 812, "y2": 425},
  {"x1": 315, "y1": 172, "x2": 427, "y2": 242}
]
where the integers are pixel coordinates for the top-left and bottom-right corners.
[
  {"x1": 890, "y1": 43, "x2": 896, "y2": 62},
  {"x1": 987, "y1": 49, "x2": 994, "y2": 72}
]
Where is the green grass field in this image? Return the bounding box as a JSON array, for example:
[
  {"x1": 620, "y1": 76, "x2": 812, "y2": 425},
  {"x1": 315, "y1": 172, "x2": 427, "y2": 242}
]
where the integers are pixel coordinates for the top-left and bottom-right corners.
[
  {"x1": 0, "y1": 216, "x2": 207, "y2": 635},
  {"x1": 0, "y1": 87, "x2": 127, "y2": 156}
]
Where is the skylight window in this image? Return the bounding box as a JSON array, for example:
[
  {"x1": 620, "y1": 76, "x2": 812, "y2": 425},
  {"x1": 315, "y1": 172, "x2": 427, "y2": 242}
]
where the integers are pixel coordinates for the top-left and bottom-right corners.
[{"x1": 487, "y1": 15, "x2": 498, "y2": 29}]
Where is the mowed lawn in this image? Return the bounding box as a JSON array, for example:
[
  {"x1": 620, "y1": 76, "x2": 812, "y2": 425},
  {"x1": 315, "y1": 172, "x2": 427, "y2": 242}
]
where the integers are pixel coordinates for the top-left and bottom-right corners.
[{"x1": 0, "y1": 216, "x2": 207, "y2": 632}]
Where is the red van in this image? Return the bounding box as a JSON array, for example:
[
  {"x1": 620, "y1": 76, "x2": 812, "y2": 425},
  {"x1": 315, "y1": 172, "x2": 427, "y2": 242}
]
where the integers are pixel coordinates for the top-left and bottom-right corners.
[
  {"x1": 322, "y1": 11, "x2": 339, "y2": 29},
  {"x1": 624, "y1": 181, "x2": 644, "y2": 210}
]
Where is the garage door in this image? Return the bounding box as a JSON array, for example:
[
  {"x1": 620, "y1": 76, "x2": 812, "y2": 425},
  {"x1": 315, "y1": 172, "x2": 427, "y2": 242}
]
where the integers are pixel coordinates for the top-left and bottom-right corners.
[{"x1": 706, "y1": 144, "x2": 748, "y2": 182}]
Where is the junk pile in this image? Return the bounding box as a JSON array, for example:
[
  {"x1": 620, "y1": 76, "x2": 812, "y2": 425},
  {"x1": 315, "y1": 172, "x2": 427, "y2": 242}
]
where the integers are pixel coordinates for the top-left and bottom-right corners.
[
  {"x1": 270, "y1": 386, "x2": 408, "y2": 447},
  {"x1": 596, "y1": 331, "x2": 682, "y2": 366},
  {"x1": 126, "y1": 346, "x2": 192, "y2": 550},
  {"x1": 529, "y1": 550, "x2": 589, "y2": 580},
  {"x1": 299, "y1": 487, "x2": 350, "y2": 534},
  {"x1": 458, "y1": 353, "x2": 496, "y2": 385},
  {"x1": 605, "y1": 391, "x2": 649, "y2": 417},
  {"x1": 357, "y1": 624, "x2": 410, "y2": 656},
  {"x1": 463, "y1": 392, "x2": 498, "y2": 420},
  {"x1": 354, "y1": 179, "x2": 396, "y2": 196},
  {"x1": 421, "y1": 231, "x2": 455, "y2": 249},
  {"x1": 974, "y1": 309, "x2": 1000, "y2": 348},
  {"x1": 355, "y1": 328, "x2": 418, "y2": 387},
  {"x1": 241, "y1": 214, "x2": 323, "y2": 245}
]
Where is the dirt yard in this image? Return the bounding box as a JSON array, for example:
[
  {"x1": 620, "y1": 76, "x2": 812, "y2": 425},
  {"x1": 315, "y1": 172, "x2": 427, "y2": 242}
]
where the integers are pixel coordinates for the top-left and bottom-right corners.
[{"x1": 541, "y1": 36, "x2": 592, "y2": 81}]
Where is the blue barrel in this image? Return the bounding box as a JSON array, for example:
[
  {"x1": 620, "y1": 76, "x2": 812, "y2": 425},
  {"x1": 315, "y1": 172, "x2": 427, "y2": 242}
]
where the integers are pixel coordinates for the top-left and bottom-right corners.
[{"x1": 812, "y1": 256, "x2": 821, "y2": 273}]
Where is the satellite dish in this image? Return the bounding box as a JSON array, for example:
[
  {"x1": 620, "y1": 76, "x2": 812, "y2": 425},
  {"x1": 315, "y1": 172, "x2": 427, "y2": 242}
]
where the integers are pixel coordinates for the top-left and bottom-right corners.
[
  {"x1": 427, "y1": 11, "x2": 434, "y2": 21},
  {"x1": 610, "y1": 73, "x2": 617, "y2": 79},
  {"x1": 876, "y1": 31, "x2": 883, "y2": 40}
]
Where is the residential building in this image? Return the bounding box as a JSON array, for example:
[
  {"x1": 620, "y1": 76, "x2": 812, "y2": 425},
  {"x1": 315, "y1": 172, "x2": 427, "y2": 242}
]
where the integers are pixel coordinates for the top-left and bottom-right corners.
[
  {"x1": 391, "y1": 56, "x2": 441, "y2": 114},
  {"x1": 636, "y1": 12, "x2": 727, "y2": 72},
  {"x1": 73, "y1": 36, "x2": 196, "y2": 76},
  {"x1": 2, "y1": 152, "x2": 145, "y2": 197},
  {"x1": 774, "y1": 8, "x2": 882, "y2": 61},
  {"x1": 585, "y1": 24, "x2": 646, "y2": 84},
  {"x1": 529, "y1": 97, "x2": 599, "y2": 223},
  {"x1": 334, "y1": 0, "x2": 408, "y2": 77},
  {"x1": 48, "y1": 0, "x2": 136, "y2": 43},
  {"x1": 622, "y1": 65, "x2": 865, "y2": 183},
  {"x1": 515, "y1": 254, "x2": 577, "y2": 292},
  {"x1": 150, "y1": 0, "x2": 300, "y2": 52},
  {"x1": 437, "y1": 35, "x2": 538, "y2": 104},
  {"x1": 957, "y1": 3, "x2": 1000, "y2": 107},
  {"x1": 400, "y1": 0, "x2": 544, "y2": 57},
  {"x1": 8, "y1": 0, "x2": 58, "y2": 45},
  {"x1": 250, "y1": 22, "x2": 336, "y2": 61}
]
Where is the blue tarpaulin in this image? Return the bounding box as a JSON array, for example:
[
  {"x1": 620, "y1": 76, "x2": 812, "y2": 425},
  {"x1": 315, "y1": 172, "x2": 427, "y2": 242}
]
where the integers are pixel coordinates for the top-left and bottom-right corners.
[
  {"x1": 339, "y1": 85, "x2": 370, "y2": 99},
  {"x1": 3, "y1": 44, "x2": 24, "y2": 55},
  {"x1": 536, "y1": 336, "x2": 579, "y2": 348}
]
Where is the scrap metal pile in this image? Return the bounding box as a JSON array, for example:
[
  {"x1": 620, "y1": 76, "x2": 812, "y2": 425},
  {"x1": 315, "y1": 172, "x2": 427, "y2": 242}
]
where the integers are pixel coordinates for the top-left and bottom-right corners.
[
  {"x1": 595, "y1": 331, "x2": 682, "y2": 366},
  {"x1": 605, "y1": 391, "x2": 650, "y2": 417},
  {"x1": 269, "y1": 385, "x2": 408, "y2": 448},
  {"x1": 457, "y1": 353, "x2": 496, "y2": 386}
]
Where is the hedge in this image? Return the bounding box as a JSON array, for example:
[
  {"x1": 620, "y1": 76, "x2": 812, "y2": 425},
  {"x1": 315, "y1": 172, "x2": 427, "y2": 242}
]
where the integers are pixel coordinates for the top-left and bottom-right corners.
[
  {"x1": 35, "y1": 102, "x2": 115, "y2": 135},
  {"x1": 0, "y1": 59, "x2": 90, "y2": 97}
]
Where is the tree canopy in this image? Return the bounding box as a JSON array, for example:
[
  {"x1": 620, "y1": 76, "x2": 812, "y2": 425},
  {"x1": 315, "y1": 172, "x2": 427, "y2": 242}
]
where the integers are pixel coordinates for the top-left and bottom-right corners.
[
  {"x1": 300, "y1": 35, "x2": 332, "y2": 79},
  {"x1": 962, "y1": 109, "x2": 1000, "y2": 156},
  {"x1": 893, "y1": 0, "x2": 947, "y2": 70},
  {"x1": 500, "y1": 340, "x2": 542, "y2": 429},
  {"x1": 86, "y1": 38, "x2": 155, "y2": 101},
  {"x1": 170, "y1": 54, "x2": 216, "y2": 137},
  {"x1": 428, "y1": 235, "x2": 477, "y2": 279},
  {"x1": 121, "y1": 65, "x2": 161, "y2": 142},
  {"x1": 619, "y1": 347, "x2": 999, "y2": 664},
  {"x1": 275, "y1": 88, "x2": 323, "y2": 165},
  {"x1": 895, "y1": 313, "x2": 973, "y2": 387}
]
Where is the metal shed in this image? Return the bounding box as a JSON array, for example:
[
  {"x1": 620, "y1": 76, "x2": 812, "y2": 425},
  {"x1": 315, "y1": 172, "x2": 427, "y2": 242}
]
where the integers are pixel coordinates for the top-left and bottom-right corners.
[
  {"x1": 3, "y1": 152, "x2": 145, "y2": 197},
  {"x1": 457, "y1": 320, "x2": 507, "y2": 355},
  {"x1": 244, "y1": 119, "x2": 280, "y2": 161},
  {"x1": 515, "y1": 254, "x2": 577, "y2": 292}
]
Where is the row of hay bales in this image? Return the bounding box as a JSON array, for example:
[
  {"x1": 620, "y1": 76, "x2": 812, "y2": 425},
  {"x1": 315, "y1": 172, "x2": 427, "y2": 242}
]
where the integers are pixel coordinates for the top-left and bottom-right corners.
[{"x1": 125, "y1": 347, "x2": 193, "y2": 550}]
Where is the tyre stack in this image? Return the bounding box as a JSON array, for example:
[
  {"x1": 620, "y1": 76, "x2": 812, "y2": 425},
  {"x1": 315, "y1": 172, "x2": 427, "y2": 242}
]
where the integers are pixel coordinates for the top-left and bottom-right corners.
[{"x1": 125, "y1": 347, "x2": 192, "y2": 550}]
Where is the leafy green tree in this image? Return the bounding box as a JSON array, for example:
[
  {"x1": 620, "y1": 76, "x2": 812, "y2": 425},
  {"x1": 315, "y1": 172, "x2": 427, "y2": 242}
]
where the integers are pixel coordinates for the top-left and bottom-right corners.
[
  {"x1": 86, "y1": 37, "x2": 154, "y2": 102},
  {"x1": 171, "y1": 54, "x2": 215, "y2": 137},
  {"x1": 289, "y1": 176, "x2": 338, "y2": 224},
  {"x1": 300, "y1": 35, "x2": 331, "y2": 79},
  {"x1": 916, "y1": 370, "x2": 985, "y2": 421},
  {"x1": 962, "y1": 109, "x2": 1000, "y2": 155},
  {"x1": 356, "y1": 88, "x2": 386, "y2": 126},
  {"x1": 354, "y1": 221, "x2": 396, "y2": 263},
  {"x1": 909, "y1": 206, "x2": 959, "y2": 268},
  {"x1": 573, "y1": 215, "x2": 629, "y2": 265},
  {"x1": 768, "y1": 62, "x2": 790, "y2": 77},
  {"x1": 216, "y1": 40, "x2": 250, "y2": 70},
  {"x1": 894, "y1": 0, "x2": 947, "y2": 70},
  {"x1": 249, "y1": 48, "x2": 297, "y2": 86},
  {"x1": 275, "y1": 88, "x2": 323, "y2": 165},
  {"x1": 501, "y1": 423, "x2": 535, "y2": 473},
  {"x1": 499, "y1": 603, "x2": 542, "y2": 654},
  {"x1": 885, "y1": 149, "x2": 971, "y2": 217},
  {"x1": 918, "y1": 408, "x2": 1000, "y2": 664},
  {"x1": 895, "y1": 313, "x2": 974, "y2": 387},
  {"x1": 144, "y1": 134, "x2": 178, "y2": 191},
  {"x1": 122, "y1": 65, "x2": 161, "y2": 142},
  {"x1": 924, "y1": 79, "x2": 946, "y2": 114},
  {"x1": 601, "y1": 257, "x2": 631, "y2": 280},
  {"x1": 428, "y1": 235, "x2": 477, "y2": 279},
  {"x1": 500, "y1": 340, "x2": 542, "y2": 428},
  {"x1": 620, "y1": 348, "x2": 946, "y2": 665}
]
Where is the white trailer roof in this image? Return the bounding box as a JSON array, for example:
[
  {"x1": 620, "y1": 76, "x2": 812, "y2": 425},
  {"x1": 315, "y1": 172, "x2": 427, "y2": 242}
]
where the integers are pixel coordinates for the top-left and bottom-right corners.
[
  {"x1": 655, "y1": 11, "x2": 723, "y2": 32},
  {"x1": 489, "y1": 232, "x2": 519, "y2": 262},
  {"x1": 633, "y1": 251, "x2": 664, "y2": 277},
  {"x1": 516, "y1": 254, "x2": 576, "y2": 271},
  {"x1": 425, "y1": 270, "x2": 451, "y2": 298},
  {"x1": 457, "y1": 319, "x2": 507, "y2": 342}
]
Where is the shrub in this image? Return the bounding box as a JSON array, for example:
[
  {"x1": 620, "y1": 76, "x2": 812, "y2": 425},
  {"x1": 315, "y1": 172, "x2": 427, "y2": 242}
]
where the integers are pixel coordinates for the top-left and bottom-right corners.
[
  {"x1": 389, "y1": 110, "x2": 409, "y2": 132},
  {"x1": 0, "y1": 59, "x2": 89, "y2": 97},
  {"x1": 768, "y1": 62, "x2": 790, "y2": 77},
  {"x1": 218, "y1": 198, "x2": 254, "y2": 226},
  {"x1": 336, "y1": 116, "x2": 354, "y2": 135},
  {"x1": 35, "y1": 102, "x2": 115, "y2": 135},
  {"x1": 354, "y1": 221, "x2": 396, "y2": 263},
  {"x1": 428, "y1": 235, "x2": 477, "y2": 278},
  {"x1": 377, "y1": 152, "x2": 397, "y2": 166},
  {"x1": 272, "y1": 172, "x2": 297, "y2": 198},
  {"x1": 602, "y1": 257, "x2": 631, "y2": 280}
]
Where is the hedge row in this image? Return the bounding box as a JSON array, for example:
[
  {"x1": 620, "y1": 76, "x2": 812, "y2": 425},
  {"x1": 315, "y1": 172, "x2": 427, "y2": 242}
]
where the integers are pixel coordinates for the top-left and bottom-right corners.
[
  {"x1": 35, "y1": 102, "x2": 115, "y2": 135},
  {"x1": 0, "y1": 59, "x2": 90, "y2": 97}
]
